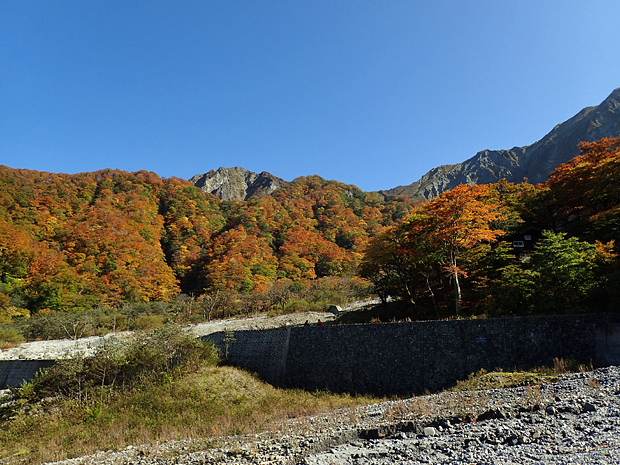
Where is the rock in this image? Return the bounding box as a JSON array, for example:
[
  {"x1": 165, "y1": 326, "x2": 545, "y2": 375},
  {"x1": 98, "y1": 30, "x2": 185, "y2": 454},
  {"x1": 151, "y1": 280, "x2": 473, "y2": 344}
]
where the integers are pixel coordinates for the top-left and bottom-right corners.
[
  {"x1": 327, "y1": 305, "x2": 342, "y2": 315},
  {"x1": 359, "y1": 428, "x2": 385, "y2": 440},
  {"x1": 423, "y1": 427, "x2": 438, "y2": 437},
  {"x1": 477, "y1": 407, "x2": 510, "y2": 422},
  {"x1": 190, "y1": 167, "x2": 287, "y2": 201},
  {"x1": 438, "y1": 418, "x2": 451, "y2": 429},
  {"x1": 581, "y1": 402, "x2": 597, "y2": 413},
  {"x1": 464, "y1": 437, "x2": 481, "y2": 447}
]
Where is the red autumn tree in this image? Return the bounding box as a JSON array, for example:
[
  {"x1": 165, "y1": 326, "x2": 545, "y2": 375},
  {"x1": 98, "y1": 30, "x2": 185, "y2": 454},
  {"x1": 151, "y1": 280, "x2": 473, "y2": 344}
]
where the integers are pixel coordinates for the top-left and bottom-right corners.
[{"x1": 547, "y1": 135, "x2": 620, "y2": 241}]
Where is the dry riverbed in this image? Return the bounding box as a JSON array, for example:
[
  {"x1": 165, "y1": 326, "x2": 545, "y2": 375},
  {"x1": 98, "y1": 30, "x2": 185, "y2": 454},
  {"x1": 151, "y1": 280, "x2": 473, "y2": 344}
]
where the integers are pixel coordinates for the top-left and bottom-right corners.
[{"x1": 43, "y1": 365, "x2": 620, "y2": 465}]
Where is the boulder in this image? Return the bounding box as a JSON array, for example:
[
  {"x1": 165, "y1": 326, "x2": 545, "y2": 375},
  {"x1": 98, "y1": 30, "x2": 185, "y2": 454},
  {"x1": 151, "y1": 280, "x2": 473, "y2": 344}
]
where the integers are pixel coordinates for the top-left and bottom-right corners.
[{"x1": 327, "y1": 305, "x2": 342, "y2": 315}]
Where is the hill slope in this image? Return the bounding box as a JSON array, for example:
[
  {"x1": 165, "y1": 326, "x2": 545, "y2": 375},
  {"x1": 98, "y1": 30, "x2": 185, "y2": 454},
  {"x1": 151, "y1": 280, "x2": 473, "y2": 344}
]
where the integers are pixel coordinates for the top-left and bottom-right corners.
[{"x1": 0, "y1": 167, "x2": 413, "y2": 313}]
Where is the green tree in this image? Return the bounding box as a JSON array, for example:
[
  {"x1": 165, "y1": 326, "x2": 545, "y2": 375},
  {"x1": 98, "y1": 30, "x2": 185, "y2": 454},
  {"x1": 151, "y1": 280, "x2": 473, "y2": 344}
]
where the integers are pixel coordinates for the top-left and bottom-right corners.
[
  {"x1": 529, "y1": 231, "x2": 614, "y2": 312},
  {"x1": 490, "y1": 231, "x2": 615, "y2": 314}
]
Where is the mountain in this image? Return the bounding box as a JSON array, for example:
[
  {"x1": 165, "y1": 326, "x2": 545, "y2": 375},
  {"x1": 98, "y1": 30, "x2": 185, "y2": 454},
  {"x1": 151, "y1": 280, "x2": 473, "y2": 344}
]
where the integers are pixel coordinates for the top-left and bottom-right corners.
[
  {"x1": 189, "y1": 167, "x2": 288, "y2": 201},
  {"x1": 192, "y1": 89, "x2": 620, "y2": 202},
  {"x1": 382, "y1": 87, "x2": 620, "y2": 199}
]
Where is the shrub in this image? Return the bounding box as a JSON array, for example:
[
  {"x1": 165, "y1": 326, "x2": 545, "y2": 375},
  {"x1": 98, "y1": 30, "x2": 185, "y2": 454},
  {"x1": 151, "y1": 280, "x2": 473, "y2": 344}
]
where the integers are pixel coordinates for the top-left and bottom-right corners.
[
  {"x1": 16, "y1": 326, "x2": 220, "y2": 402},
  {"x1": 0, "y1": 326, "x2": 24, "y2": 349},
  {"x1": 129, "y1": 314, "x2": 166, "y2": 331}
]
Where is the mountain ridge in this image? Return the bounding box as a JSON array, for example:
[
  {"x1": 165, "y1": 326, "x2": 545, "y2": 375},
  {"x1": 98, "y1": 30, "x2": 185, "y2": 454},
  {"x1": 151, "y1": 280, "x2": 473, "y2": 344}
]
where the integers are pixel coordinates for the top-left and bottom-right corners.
[
  {"x1": 188, "y1": 88, "x2": 620, "y2": 201},
  {"x1": 380, "y1": 87, "x2": 620, "y2": 199}
]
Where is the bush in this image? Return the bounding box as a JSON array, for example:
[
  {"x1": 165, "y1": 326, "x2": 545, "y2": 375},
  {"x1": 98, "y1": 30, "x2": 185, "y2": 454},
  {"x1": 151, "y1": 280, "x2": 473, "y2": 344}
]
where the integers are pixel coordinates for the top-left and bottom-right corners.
[
  {"x1": 16, "y1": 326, "x2": 220, "y2": 402},
  {"x1": 283, "y1": 299, "x2": 310, "y2": 314},
  {"x1": 0, "y1": 326, "x2": 24, "y2": 348},
  {"x1": 129, "y1": 314, "x2": 166, "y2": 331}
]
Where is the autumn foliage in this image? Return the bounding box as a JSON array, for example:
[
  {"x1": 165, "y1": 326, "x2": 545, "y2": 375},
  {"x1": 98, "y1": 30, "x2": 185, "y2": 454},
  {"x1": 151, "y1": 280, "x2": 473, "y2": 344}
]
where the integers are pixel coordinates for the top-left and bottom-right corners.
[
  {"x1": 361, "y1": 183, "x2": 509, "y2": 315},
  {"x1": 546, "y1": 136, "x2": 620, "y2": 241},
  {"x1": 360, "y1": 136, "x2": 620, "y2": 317},
  {"x1": 1, "y1": 135, "x2": 619, "y2": 323},
  {"x1": 0, "y1": 167, "x2": 412, "y2": 315}
]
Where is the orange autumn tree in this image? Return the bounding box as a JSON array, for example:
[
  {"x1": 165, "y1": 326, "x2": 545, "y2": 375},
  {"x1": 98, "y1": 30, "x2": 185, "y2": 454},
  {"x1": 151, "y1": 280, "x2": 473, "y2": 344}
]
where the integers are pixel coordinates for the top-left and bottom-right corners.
[
  {"x1": 422, "y1": 184, "x2": 508, "y2": 314},
  {"x1": 60, "y1": 174, "x2": 180, "y2": 304},
  {"x1": 23, "y1": 244, "x2": 83, "y2": 311},
  {"x1": 363, "y1": 183, "x2": 508, "y2": 315},
  {"x1": 277, "y1": 226, "x2": 354, "y2": 280},
  {"x1": 0, "y1": 218, "x2": 36, "y2": 285},
  {"x1": 200, "y1": 225, "x2": 278, "y2": 292},
  {"x1": 546, "y1": 135, "x2": 620, "y2": 241}
]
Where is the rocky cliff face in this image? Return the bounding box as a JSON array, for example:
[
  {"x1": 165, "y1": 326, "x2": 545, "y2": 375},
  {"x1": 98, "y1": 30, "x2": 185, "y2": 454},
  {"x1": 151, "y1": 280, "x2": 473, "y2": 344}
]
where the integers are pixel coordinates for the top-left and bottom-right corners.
[
  {"x1": 189, "y1": 167, "x2": 288, "y2": 201},
  {"x1": 192, "y1": 89, "x2": 620, "y2": 201},
  {"x1": 383, "y1": 87, "x2": 620, "y2": 199}
]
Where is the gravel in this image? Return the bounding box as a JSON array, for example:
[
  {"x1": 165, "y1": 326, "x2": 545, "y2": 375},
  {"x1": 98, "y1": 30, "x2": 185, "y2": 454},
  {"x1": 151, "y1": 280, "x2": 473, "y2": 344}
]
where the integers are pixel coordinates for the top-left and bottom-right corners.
[
  {"x1": 44, "y1": 365, "x2": 620, "y2": 465},
  {"x1": 0, "y1": 312, "x2": 336, "y2": 361}
]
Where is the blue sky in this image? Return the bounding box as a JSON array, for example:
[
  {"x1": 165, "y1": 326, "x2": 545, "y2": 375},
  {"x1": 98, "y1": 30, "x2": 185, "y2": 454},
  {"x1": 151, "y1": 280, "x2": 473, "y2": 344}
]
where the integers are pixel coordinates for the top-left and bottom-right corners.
[{"x1": 1, "y1": 1, "x2": 620, "y2": 191}]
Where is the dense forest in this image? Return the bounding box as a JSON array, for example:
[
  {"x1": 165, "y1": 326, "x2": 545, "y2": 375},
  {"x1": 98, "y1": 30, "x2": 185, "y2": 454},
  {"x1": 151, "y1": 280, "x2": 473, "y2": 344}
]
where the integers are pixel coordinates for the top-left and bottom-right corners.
[
  {"x1": 361, "y1": 136, "x2": 620, "y2": 317},
  {"x1": 0, "y1": 166, "x2": 413, "y2": 334},
  {"x1": 0, "y1": 136, "x2": 619, "y2": 339}
]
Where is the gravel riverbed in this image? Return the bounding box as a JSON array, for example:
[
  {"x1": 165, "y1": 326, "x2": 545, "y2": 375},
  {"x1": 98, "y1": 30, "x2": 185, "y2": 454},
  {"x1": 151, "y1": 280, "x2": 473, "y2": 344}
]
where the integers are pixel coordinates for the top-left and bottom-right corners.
[
  {"x1": 0, "y1": 312, "x2": 336, "y2": 361},
  {"x1": 46, "y1": 365, "x2": 620, "y2": 465}
]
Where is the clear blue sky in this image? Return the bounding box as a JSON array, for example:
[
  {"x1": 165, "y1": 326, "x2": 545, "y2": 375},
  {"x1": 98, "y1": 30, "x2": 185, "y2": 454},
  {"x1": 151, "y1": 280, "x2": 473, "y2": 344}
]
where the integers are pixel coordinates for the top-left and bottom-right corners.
[{"x1": 2, "y1": 1, "x2": 620, "y2": 191}]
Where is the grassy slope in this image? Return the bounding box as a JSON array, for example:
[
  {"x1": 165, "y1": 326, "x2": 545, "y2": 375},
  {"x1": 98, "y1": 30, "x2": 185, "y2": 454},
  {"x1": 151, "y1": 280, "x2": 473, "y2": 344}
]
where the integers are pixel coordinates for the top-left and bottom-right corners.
[{"x1": 0, "y1": 365, "x2": 380, "y2": 464}]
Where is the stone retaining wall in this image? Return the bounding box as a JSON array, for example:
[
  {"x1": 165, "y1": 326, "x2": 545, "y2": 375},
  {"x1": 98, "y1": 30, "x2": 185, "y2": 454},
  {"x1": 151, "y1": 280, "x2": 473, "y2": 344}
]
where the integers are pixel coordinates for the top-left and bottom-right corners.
[
  {"x1": 3, "y1": 314, "x2": 620, "y2": 392},
  {"x1": 204, "y1": 314, "x2": 620, "y2": 394},
  {"x1": 0, "y1": 360, "x2": 54, "y2": 388}
]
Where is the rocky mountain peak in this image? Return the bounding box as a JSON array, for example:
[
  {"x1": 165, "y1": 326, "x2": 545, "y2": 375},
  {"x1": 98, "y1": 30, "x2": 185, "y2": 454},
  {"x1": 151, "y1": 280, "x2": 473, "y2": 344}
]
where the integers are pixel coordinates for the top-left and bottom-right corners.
[
  {"x1": 189, "y1": 167, "x2": 287, "y2": 201},
  {"x1": 189, "y1": 89, "x2": 620, "y2": 202},
  {"x1": 382, "y1": 87, "x2": 620, "y2": 200}
]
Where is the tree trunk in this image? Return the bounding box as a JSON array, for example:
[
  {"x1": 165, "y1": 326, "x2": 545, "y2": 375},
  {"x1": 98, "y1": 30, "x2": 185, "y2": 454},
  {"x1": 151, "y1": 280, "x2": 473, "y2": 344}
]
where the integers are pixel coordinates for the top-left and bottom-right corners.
[
  {"x1": 452, "y1": 255, "x2": 461, "y2": 315},
  {"x1": 453, "y1": 271, "x2": 461, "y2": 315},
  {"x1": 425, "y1": 274, "x2": 440, "y2": 319}
]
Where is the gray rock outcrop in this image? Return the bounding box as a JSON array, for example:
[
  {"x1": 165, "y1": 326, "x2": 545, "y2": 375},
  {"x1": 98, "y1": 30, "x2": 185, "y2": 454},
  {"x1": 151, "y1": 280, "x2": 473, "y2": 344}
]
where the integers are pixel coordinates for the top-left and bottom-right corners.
[{"x1": 189, "y1": 167, "x2": 287, "y2": 201}]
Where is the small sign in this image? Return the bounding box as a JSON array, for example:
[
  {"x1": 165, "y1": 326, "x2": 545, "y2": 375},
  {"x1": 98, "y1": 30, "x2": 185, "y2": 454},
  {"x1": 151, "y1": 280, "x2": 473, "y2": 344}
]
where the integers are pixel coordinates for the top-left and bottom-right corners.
[{"x1": 475, "y1": 336, "x2": 487, "y2": 343}]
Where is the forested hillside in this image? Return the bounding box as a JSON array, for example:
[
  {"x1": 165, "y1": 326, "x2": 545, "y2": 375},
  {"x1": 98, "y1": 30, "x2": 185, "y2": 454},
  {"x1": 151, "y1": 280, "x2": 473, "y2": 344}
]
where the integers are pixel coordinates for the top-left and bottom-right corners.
[
  {"x1": 361, "y1": 136, "x2": 620, "y2": 318},
  {"x1": 1, "y1": 136, "x2": 619, "y2": 339},
  {"x1": 0, "y1": 167, "x2": 413, "y2": 320}
]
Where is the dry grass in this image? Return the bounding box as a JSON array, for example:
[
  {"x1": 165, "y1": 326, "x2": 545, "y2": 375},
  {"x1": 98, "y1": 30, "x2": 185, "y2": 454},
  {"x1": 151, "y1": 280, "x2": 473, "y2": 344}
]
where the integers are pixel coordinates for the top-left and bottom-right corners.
[{"x1": 0, "y1": 365, "x2": 381, "y2": 464}]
